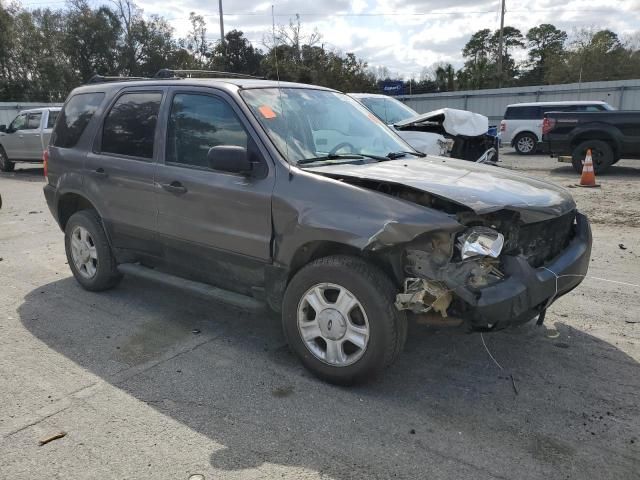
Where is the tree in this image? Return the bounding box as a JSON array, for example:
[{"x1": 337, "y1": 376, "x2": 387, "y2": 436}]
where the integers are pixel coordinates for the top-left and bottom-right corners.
[
  {"x1": 186, "y1": 12, "x2": 209, "y2": 67},
  {"x1": 522, "y1": 24, "x2": 567, "y2": 84},
  {"x1": 210, "y1": 30, "x2": 263, "y2": 74}
]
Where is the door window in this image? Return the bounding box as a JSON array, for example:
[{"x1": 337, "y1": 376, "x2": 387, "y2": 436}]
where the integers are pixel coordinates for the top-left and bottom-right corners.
[
  {"x1": 26, "y1": 113, "x2": 42, "y2": 129},
  {"x1": 47, "y1": 111, "x2": 60, "y2": 128},
  {"x1": 166, "y1": 93, "x2": 248, "y2": 168},
  {"x1": 102, "y1": 92, "x2": 162, "y2": 159},
  {"x1": 9, "y1": 114, "x2": 27, "y2": 131},
  {"x1": 52, "y1": 92, "x2": 105, "y2": 148}
]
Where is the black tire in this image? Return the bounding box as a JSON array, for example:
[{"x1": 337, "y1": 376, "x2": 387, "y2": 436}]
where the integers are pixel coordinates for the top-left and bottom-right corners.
[
  {"x1": 282, "y1": 255, "x2": 407, "y2": 385},
  {"x1": 571, "y1": 139, "x2": 614, "y2": 174},
  {"x1": 64, "y1": 210, "x2": 122, "y2": 291},
  {"x1": 0, "y1": 146, "x2": 15, "y2": 172},
  {"x1": 513, "y1": 132, "x2": 538, "y2": 155}
]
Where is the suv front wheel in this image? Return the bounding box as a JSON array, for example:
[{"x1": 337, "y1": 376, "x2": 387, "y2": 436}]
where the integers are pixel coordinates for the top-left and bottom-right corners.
[
  {"x1": 0, "y1": 146, "x2": 15, "y2": 172},
  {"x1": 282, "y1": 255, "x2": 407, "y2": 385},
  {"x1": 65, "y1": 210, "x2": 122, "y2": 291},
  {"x1": 513, "y1": 132, "x2": 538, "y2": 155}
]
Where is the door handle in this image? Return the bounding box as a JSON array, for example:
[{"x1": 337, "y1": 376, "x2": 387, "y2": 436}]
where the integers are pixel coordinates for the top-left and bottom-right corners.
[
  {"x1": 160, "y1": 181, "x2": 187, "y2": 194},
  {"x1": 91, "y1": 167, "x2": 108, "y2": 178}
]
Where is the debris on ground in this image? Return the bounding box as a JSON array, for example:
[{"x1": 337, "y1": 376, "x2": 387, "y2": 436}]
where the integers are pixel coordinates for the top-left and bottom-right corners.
[
  {"x1": 191, "y1": 328, "x2": 201, "y2": 335},
  {"x1": 510, "y1": 374, "x2": 519, "y2": 395},
  {"x1": 619, "y1": 243, "x2": 627, "y2": 250},
  {"x1": 38, "y1": 431, "x2": 66, "y2": 446}
]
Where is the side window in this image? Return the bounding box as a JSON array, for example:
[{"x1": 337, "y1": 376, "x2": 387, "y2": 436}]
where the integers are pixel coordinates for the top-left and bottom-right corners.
[
  {"x1": 578, "y1": 105, "x2": 604, "y2": 112},
  {"x1": 505, "y1": 107, "x2": 540, "y2": 119},
  {"x1": 101, "y1": 92, "x2": 162, "y2": 159},
  {"x1": 47, "y1": 111, "x2": 60, "y2": 129},
  {"x1": 9, "y1": 114, "x2": 27, "y2": 131},
  {"x1": 167, "y1": 93, "x2": 248, "y2": 168},
  {"x1": 52, "y1": 92, "x2": 105, "y2": 148},
  {"x1": 26, "y1": 113, "x2": 42, "y2": 129}
]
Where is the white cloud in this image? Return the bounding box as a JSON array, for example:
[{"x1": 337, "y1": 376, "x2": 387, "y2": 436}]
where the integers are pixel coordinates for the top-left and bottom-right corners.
[{"x1": 135, "y1": 0, "x2": 640, "y2": 77}]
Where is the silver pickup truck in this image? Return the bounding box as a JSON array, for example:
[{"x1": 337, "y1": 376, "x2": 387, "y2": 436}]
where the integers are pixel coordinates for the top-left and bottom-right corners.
[{"x1": 0, "y1": 107, "x2": 61, "y2": 172}]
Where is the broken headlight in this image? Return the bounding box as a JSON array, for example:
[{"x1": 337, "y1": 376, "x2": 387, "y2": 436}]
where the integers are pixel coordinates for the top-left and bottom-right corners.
[{"x1": 457, "y1": 227, "x2": 504, "y2": 260}]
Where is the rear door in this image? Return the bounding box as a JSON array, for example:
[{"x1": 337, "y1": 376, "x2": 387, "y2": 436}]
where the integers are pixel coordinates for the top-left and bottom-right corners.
[
  {"x1": 22, "y1": 112, "x2": 44, "y2": 160},
  {"x1": 41, "y1": 109, "x2": 60, "y2": 149},
  {"x1": 85, "y1": 88, "x2": 164, "y2": 257},
  {"x1": 154, "y1": 87, "x2": 275, "y2": 294}
]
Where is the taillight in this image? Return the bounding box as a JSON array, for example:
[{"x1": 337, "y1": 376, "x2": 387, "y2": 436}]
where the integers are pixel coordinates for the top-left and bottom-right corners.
[
  {"x1": 542, "y1": 117, "x2": 556, "y2": 135},
  {"x1": 499, "y1": 120, "x2": 506, "y2": 132},
  {"x1": 43, "y1": 148, "x2": 49, "y2": 179}
]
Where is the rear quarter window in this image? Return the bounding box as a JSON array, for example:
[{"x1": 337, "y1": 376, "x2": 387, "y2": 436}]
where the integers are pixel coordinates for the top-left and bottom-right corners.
[
  {"x1": 52, "y1": 93, "x2": 105, "y2": 148},
  {"x1": 47, "y1": 111, "x2": 60, "y2": 129}
]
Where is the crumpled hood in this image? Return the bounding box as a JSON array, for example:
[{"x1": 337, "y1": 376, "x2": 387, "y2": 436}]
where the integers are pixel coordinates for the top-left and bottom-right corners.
[
  {"x1": 394, "y1": 108, "x2": 489, "y2": 137},
  {"x1": 306, "y1": 157, "x2": 576, "y2": 223}
]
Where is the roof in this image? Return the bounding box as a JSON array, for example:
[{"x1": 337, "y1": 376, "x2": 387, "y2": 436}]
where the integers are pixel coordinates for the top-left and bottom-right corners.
[
  {"x1": 18, "y1": 106, "x2": 61, "y2": 114},
  {"x1": 506, "y1": 100, "x2": 609, "y2": 108},
  {"x1": 74, "y1": 78, "x2": 337, "y2": 94}
]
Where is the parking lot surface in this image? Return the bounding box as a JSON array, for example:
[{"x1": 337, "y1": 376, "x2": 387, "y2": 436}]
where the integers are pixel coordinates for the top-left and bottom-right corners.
[{"x1": 1, "y1": 152, "x2": 639, "y2": 479}]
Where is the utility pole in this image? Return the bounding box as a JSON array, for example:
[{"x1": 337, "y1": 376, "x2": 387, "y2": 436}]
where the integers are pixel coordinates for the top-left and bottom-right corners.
[
  {"x1": 218, "y1": 0, "x2": 226, "y2": 63},
  {"x1": 497, "y1": 0, "x2": 506, "y2": 88}
]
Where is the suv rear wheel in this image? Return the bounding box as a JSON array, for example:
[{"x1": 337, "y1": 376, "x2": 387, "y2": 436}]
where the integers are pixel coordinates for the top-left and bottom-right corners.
[
  {"x1": 65, "y1": 210, "x2": 122, "y2": 291},
  {"x1": 513, "y1": 132, "x2": 537, "y2": 155},
  {"x1": 0, "y1": 147, "x2": 15, "y2": 172},
  {"x1": 571, "y1": 139, "x2": 614, "y2": 174},
  {"x1": 282, "y1": 255, "x2": 407, "y2": 385}
]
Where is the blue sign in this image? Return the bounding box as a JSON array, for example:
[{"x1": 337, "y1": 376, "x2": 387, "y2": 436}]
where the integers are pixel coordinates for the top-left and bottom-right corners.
[{"x1": 381, "y1": 81, "x2": 404, "y2": 96}]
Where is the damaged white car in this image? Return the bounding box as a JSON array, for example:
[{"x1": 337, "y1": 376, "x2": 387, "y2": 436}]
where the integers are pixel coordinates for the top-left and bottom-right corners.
[{"x1": 349, "y1": 93, "x2": 499, "y2": 164}]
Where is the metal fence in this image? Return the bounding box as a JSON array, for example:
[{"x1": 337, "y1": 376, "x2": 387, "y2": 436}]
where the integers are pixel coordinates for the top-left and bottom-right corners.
[
  {"x1": 0, "y1": 102, "x2": 63, "y2": 126},
  {"x1": 399, "y1": 79, "x2": 640, "y2": 124}
]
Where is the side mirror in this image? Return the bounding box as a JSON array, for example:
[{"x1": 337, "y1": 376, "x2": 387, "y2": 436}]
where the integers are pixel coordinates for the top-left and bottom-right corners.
[
  {"x1": 0, "y1": 125, "x2": 6, "y2": 133},
  {"x1": 207, "y1": 145, "x2": 252, "y2": 175}
]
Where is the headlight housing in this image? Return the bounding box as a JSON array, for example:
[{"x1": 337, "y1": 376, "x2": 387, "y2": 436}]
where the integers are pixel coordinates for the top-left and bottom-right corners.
[{"x1": 457, "y1": 227, "x2": 504, "y2": 260}]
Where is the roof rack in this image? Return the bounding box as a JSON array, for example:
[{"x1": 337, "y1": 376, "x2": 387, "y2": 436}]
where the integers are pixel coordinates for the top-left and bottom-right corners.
[
  {"x1": 86, "y1": 74, "x2": 147, "y2": 84},
  {"x1": 154, "y1": 68, "x2": 261, "y2": 79}
]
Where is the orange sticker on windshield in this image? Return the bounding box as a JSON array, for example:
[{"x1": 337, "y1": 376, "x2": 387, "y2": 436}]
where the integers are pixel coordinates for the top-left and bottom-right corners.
[{"x1": 259, "y1": 105, "x2": 277, "y2": 119}]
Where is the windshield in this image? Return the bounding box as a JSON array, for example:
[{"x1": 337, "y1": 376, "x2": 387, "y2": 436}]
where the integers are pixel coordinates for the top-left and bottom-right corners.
[
  {"x1": 358, "y1": 96, "x2": 418, "y2": 124},
  {"x1": 241, "y1": 88, "x2": 415, "y2": 164}
]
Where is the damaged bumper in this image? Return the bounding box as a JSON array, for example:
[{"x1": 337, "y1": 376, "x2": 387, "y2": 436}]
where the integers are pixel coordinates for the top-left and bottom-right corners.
[{"x1": 462, "y1": 212, "x2": 592, "y2": 329}]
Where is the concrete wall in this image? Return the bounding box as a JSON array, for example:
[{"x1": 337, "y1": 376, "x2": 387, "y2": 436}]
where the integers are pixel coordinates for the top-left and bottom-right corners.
[
  {"x1": 399, "y1": 79, "x2": 640, "y2": 124},
  {"x1": 0, "y1": 102, "x2": 63, "y2": 127}
]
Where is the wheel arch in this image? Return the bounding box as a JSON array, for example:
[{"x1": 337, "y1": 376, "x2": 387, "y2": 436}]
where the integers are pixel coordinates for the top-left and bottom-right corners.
[
  {"x1": 57, "y1": 191, "x2": 101, "y2": 231},
  {"x1": 570, "y1": 130, "x2": 621, "y2": 157},
  {"x1": 511, "y1": 130, "x2": 538, "y2": 146},
  {"x1": 265, "y1": 240, "x2": 403, "y2": 312}
]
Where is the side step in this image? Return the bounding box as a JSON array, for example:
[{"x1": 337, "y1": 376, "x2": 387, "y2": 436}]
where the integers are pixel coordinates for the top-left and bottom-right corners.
[{"x1": 117, "y1": 263, "x2": 265, "y2": 311}]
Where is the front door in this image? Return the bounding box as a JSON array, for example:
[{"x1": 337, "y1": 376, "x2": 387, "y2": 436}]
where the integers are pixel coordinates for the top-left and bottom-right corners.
[
  {"x1": 85, "y1": 89, "x2": 164, "y2": 257},
  {"x1": 2, "y1": 113, "x2": 28, "y2": 159},
  {"x1": 154, "y1": 89, "x2": 275, "y2": 294}
]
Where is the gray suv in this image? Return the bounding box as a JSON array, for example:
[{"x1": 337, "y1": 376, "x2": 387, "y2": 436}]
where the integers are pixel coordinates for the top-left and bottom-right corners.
[{"x1": 44, "y1": 75, "x2": 592, "y2": 384}]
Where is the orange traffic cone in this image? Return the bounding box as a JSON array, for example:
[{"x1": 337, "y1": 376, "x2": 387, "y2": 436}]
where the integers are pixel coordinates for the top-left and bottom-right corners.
[{"x1": 578, "y1": 149, "x2": 600, "y2": 187}]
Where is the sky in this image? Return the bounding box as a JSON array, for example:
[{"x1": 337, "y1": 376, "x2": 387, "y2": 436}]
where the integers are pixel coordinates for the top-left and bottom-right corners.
[{"x1": 21, "y1": 0, "x2": 640, "y2": 77}]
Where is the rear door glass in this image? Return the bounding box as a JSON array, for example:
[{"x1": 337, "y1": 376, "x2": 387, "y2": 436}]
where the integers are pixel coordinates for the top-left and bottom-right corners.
[
  {"x1": 101, "y1": 92, "x2": 162, "y2": 159},
  {"x1": 52, "y1": 92, "x2": 105, "y2": 148},
  {"x1": 47, "y1": 111, "x2": 60, "y2": 128}
]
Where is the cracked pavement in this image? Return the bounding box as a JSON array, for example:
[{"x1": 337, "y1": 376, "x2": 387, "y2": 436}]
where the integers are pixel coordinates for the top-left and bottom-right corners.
[{"x1": 1, "y1": 154, "x2": 639, "y2": 479}]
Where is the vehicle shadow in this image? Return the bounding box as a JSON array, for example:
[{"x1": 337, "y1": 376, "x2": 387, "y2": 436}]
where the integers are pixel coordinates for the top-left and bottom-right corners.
[
  {"x1": 0, "y1": 166, "x2": 44, "y2": 182},
  {"x1": 547, "y1": 164, "x2": 640, "y2": 178},
  {"x1": 17, "y1": 277, "x2": 640, "y2": 479}
]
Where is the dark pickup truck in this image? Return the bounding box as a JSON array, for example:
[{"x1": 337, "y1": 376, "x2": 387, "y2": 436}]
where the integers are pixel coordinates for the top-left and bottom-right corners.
[{"x1": 542, "y1": 110, "x2": 640, "y2": 173}]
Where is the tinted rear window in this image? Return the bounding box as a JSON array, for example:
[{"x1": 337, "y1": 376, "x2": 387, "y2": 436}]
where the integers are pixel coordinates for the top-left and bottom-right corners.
[
  {"x1": 504, "y1": 106, "x2": 541, "y2": 119},
  {"x1": 52, "y1": 93, "x2": 105, "y2": 148},
  {"x1": 101, "y1": 92, "x2": 162, "y2": 159}
]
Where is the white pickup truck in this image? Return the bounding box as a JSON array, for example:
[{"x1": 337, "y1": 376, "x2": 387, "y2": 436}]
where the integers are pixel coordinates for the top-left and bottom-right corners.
[{"x1": 0, "y1": 107, "x2": 61, "y2": 172}]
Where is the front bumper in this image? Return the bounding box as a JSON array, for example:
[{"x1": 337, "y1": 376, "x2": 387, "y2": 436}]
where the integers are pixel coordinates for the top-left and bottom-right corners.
[{"x1": 461, "y1": 212, "x2": 592, "y2": 329}]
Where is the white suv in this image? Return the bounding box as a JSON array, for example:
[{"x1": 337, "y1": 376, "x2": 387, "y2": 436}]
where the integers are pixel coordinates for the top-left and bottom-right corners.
[{"x1": 500, "y1": 101, "x2": 614, "y2": 155}]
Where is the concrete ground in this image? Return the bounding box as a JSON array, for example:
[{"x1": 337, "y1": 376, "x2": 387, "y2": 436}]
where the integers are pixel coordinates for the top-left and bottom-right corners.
[{"x1": 1, "y1": 152, "x2": 639, "y2": 480}]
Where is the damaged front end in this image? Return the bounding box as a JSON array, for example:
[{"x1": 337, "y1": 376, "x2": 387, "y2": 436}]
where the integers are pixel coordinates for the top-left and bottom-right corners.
[{"x1": 393, "y1": 209, "x2": 591, "y2": 330}]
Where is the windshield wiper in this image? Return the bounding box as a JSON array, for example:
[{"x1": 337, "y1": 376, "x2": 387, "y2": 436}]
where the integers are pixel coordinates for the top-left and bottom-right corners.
[
  {"x1": 297, "y1": 153, "x2": 388, "y2": 165},
  {"x1": 386, "y1": 151, "x2": 426, "y2": 159}
]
